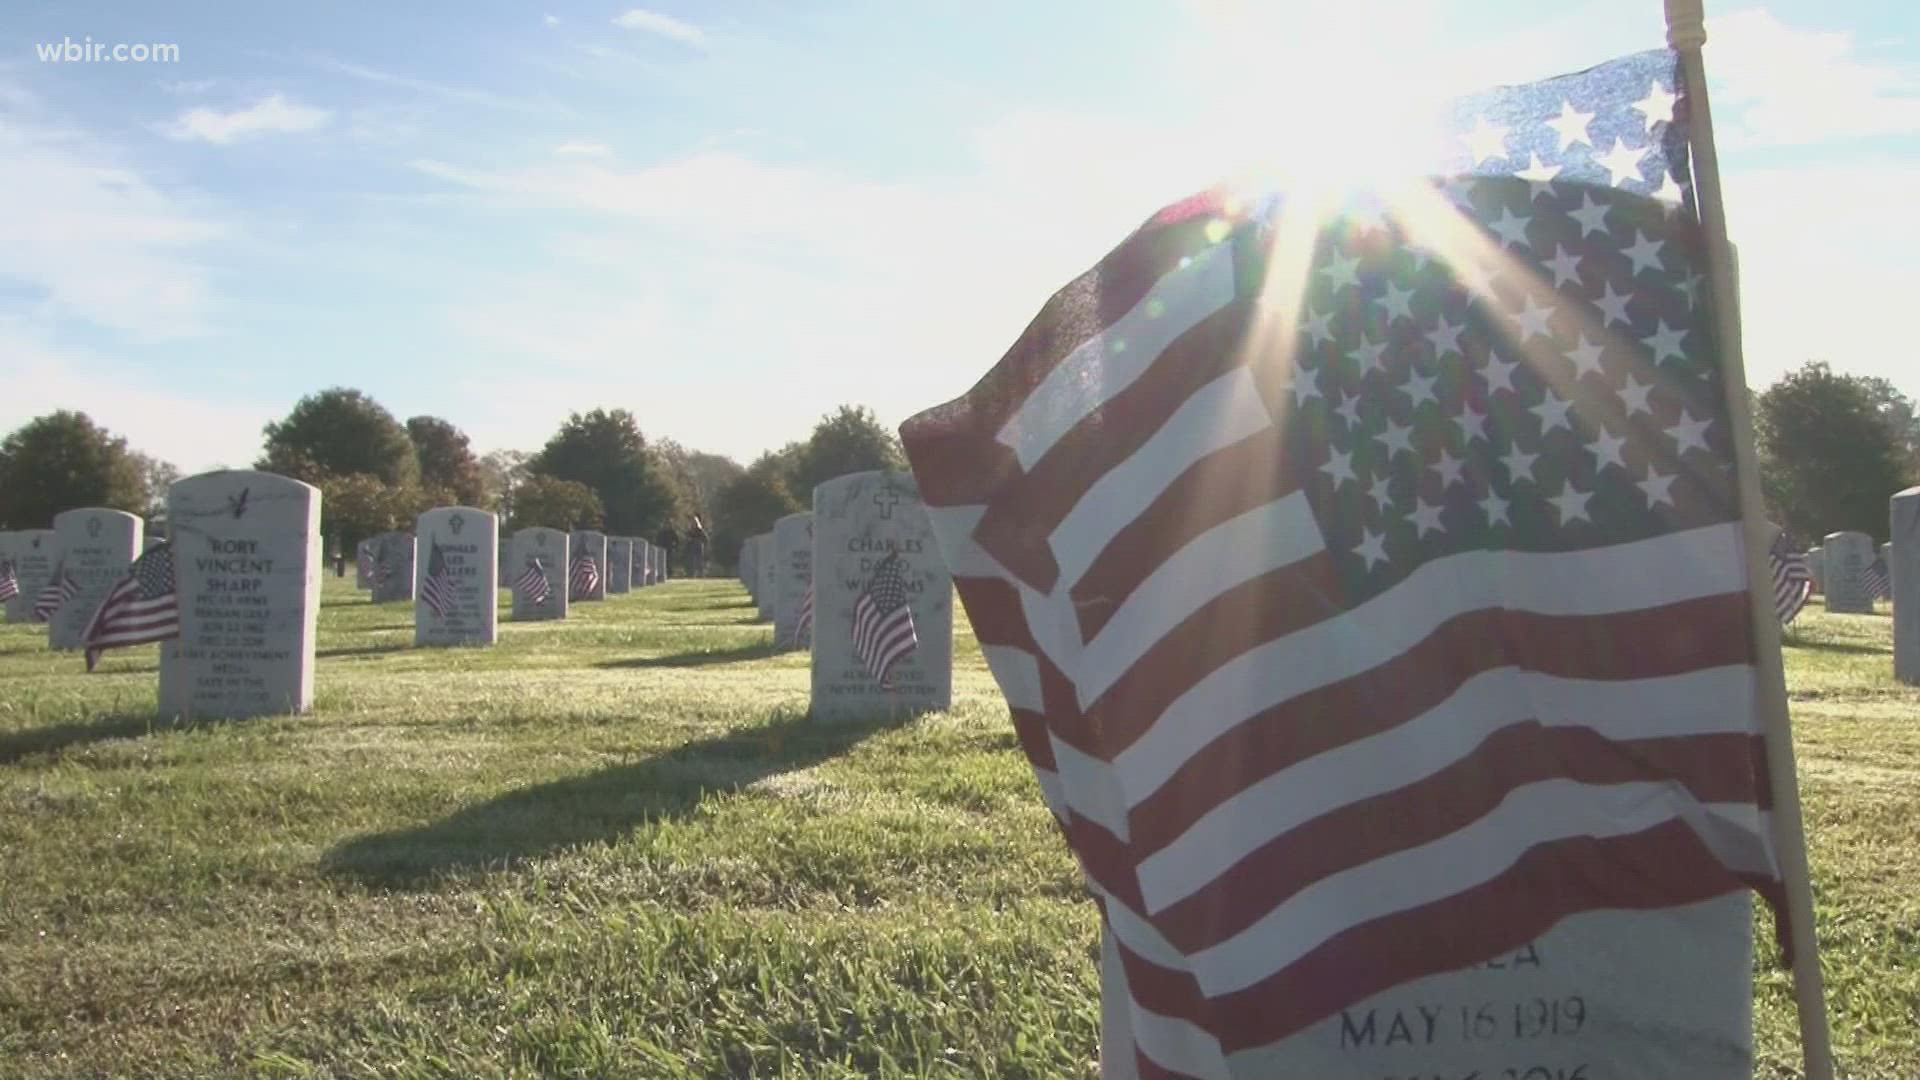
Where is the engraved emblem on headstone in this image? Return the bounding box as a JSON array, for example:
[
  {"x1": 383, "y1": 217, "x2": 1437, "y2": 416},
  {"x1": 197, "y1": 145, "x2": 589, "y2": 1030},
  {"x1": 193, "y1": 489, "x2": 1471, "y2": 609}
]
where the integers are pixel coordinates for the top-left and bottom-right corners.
[
  {"x1": 450, "y1": 513, "x2": 465, "y2": 535},
  {"x1": 87, "y1": 516, "x2": 102, "y2": 538},
  {"x1": 226, "y1": 487, "x2": 251, "y2": 519}
]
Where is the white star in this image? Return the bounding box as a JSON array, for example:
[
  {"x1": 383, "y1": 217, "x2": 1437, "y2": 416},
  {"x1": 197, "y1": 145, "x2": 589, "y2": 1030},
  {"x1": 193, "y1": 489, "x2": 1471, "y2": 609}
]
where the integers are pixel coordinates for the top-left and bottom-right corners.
[
  {"x1": 1441, "y1": 176, "x2": 1478, "y2": 210},
  {"x1": 1354, "y1": 528, "x2": 1390, "y2": 569},
  {"x1": 1546, "y1": 99, "x2": 1595, "y2": 150},
  {"x1": 1596, "y1": 138, "x2": 1650, "y2": 187},
  {"x1": 1302, "y1": 306, "x2": 1335, "y2": 347},
  {"x1": 1637, "y1": 465, "x2": 1677, "y2": 508},
  {"x1": 1512, "y1": 293, "x2": 1556, "y2": 341},
  {"x1": 1429, "y1": 448, "x2": 1466, "y2": 487},
  {"x1": 1319, "y1": 250, "x2": 1361, "y2": 291},
  {"x1": 1401, "y1": 369, "x2": 1439, "y2": 407},
  {"x1": 1619, "y1": 374, "x2": 1655, "y2": 416},
  {"x1": 1544, "y1": 245, "x2": 1583, "y2": 289},
  {"x1": 1405, "y1": 242, "x2": 1435, "y2": 272},
  {"x1": 1643, "y1": 320, "x2": 1688, "y2": 364},
  {"x1": 1366, "y1": 474, "x2": 1394, "y2": 512},
  {"x1": 1411, "y1": 499, "x2": 1446, "y2": 537},
  {"x1": 1377, "y1": 281, "x2": 1416, "y2": 324},
  {"x1": 1426, "y1": 316, "x2": 1465, "y2": 359},
  {"x1": 1321, "y1": 447, "x2": 1358, "y2": 486},
  {"x1": 1291, "y1": 368, "x2": 1323, "y2": 405},
  {"x1": 1334, "y1": 390, "x2": 1364, "y2": 427},
  {"x1": 1568, "y1": 194, "x2": 1612, "y2": 238},
  {"x1": 1483, "y1": 355, "x2": 1519, "y2": 394},
  {"x1": 1501, "y1": 443, "x2": 1539, "y2": 483},
  {"x1": 1651, "y1": 172, "x2": 1687, "y2": 215},
  {"x1": 1481, "y1": 489, "x2": 1512, "y2": 526},
  {"x1": 1593, "y1": 282, "x2": 1633, "y2": 327},
  {"x1": 1349, "y1": 336, "x2": 1389, "y2": 375},
  {"x1": 1462, "y1": 115, "x2": 1511, "y2": 164},
  {"x1": 1531, "y1": 389, "x2": 1575, "y2": 432},
  {"x1": 1679, "y1": 272, "x2": 1704, "y2": 308},
  {"x1": 1667, "y1": 410, "x2": 1712, "y2": 455},
  {"x1": 1632, "y1": 81, "x2": 1678, "y2": 132},
  {"x1": 1379, "y1": 419, "x2": 1416, "y2": 458},
  {"x1": 1516, "y1": 154, "x2": 1562, "y2": 200},
  {"x1": 1565, "y1": 334, "x2": 1606, "y2": 377},
  {"x1": 1454, "y1": 257, "x2": 1499, "y2": 299},
  {"x1": 1549, "y1": 482, "x2": 1593, "y2": 524},
  {"x1": 1454, "y1": 403, "x2": 1489, "y2": 443},
  {"x1": 1488, "y1": 208, "x2": 1532, "y2": 249},
  {"x1": 1586, "y1": 426, "x2": 1628, "y2": 471},
  {"x1": 1621, "y1": 231, "x2": 1665, "y2": 277}
]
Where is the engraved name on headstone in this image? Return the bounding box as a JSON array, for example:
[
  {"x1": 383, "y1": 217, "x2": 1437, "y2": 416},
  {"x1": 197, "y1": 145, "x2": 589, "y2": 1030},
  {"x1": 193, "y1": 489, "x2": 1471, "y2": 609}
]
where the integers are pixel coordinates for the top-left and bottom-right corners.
[
  {"x1": 810, "y1": 471, "x2": 953, "y2": 721},
  {"x1": 509, "y1": 528, "x2": 569, "y2": 621},
  {"x1": 771, "y1": 512, "x2": 813, "y2": 648},
  {"x1": 157, "y1": 470, "x2": 321, "y2": 719},
  {"x1": 415, "y1": 507, "x2": 498, "y2": 646},
  {"x1": 4, "y1": 529, "x2": 56, "y2": 624},
  {"x1": 48, "y1": 508, "x2": 143, "y2": 650}
]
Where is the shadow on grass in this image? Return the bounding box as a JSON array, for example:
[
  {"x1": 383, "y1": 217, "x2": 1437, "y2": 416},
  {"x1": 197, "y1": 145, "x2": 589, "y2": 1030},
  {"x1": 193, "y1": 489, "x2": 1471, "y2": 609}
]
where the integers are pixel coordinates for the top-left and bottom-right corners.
[
  {"x1": 1785, "y1": 636, "x2": 1890, "y2": 657},
  {"x1": 593, "y1": 641, "x2": 784, "y2": 670},
  {"x1": 317, "y1": 642, "x2": 414, "y2": 659},
  {"x1": 0, "y1": 711, "x2": 182, "y2": 765},
  {"x1": 323, "y1": 709, "x2": 915, "y2": 889}
]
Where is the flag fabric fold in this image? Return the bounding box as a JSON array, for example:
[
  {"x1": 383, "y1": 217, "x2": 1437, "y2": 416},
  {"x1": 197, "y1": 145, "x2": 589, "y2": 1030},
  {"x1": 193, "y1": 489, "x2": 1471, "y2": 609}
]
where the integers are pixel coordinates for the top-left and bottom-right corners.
[
  {"x1": 569, "y1": 553, "x2": 599, "y2": 601},
  {"x1": 791, "y1": 583, "x2": 814, "y2": 646},
  {"x1": 0, "y1": 558, "x2": 18, "y2": 603},
  {"x1": 32, "y1": 560, "x2": 77, "y2": 622},
  {"x1": 900, "y1": 46, "x2": 1782, "y2": 1070},
  {"x1": 419, "y1": 537, "x2": 456, "y2": 619},
  {"x1": 81, "y1": 541, "x2": 180, "y2": 672},
  {"x1": 1770, "y1": 531, "x2": 1811, "y2": 626},
  {"x1": 1863, "y1": 555, "x2": 1890, "y2": 601},
  {"x1": 515, "y1": 559, "x2": 551, "y2": 607}
]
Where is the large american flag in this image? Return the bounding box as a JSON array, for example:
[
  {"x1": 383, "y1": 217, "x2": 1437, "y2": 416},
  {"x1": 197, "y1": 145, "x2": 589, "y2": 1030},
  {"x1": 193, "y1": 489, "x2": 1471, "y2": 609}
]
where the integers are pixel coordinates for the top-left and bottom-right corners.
[
  {"x1": 569, "y1": 552, "x2": 599, "y2": 601},
  {"x1": 1769, "y1": 530, "x2": 1811, "y2": 626},
  {"x1": 0, "y1": 558, "x2": 17, "y2": 603},
  {"x1": 81, "y1": 540, "x2": 179, "y2": 672},
  {"x1": 515, "y1": 558, "x2": 551, "y2": 606},
  {"x1": 32, "y1": 559, "x2": 77, "y2": 622},
  {"x1": 852, "y1": 551, "x2": 918, "y2": 689},
  {"x1": 419, "y1": 537, "x2": 456, "y2": 619},
  {"x1": 900, "y1": 48, "x2": 1782, "y2": 1070}
]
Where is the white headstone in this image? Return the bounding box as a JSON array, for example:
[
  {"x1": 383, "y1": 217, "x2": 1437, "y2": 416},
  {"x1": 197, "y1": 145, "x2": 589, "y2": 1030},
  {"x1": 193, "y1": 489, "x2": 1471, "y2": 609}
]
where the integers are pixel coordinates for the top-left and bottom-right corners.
[
  {"x1": 1805, "y1": 546, "x2": 1824, "y2": 595},
  {"x1": 1894, "y1": 487, "x2": 1920, "y2": 685},
  {"x1": 4, "y1": 528, "x2": 56, "y2": 624},
  {"x1": 607, "y1": 538, "x2": 634, "y2": 593},
  {"x1": 509, "y1": 528, "x2": 569, "y2": 621},
  {"x1": 771, "y1": 512, "x2": 813, "y2": 648},
  {"x1": 415, "y1": 507, "x2": 498, "y2": 647},
  {"x1": 754, "y1": 532, "x2": 776, "y2": 619},
  {"x1": 370, "y1": 531, "x2": 416, "y2": 603},
  {"x1": 158, "y1": 470, "x2": 321, "y2": 719},
  {"x1": 740, "y1": 536, "x2": 759, "y2": 598},
  {"x1": 1822, "y1": 531, "x2": 1875, "y2": 613},
  {"x1": 567, "y1": 530, "x2": 607, "y2": 601},
  {"x1": 48, "y1": 508, "x2": 143, "y2": 650},
  {"x1": 810, "y1": 471, "x2": 953, "y2": 721},
  {"x1": 637, "y1": 540, "x2": 653, "y2": 587}
]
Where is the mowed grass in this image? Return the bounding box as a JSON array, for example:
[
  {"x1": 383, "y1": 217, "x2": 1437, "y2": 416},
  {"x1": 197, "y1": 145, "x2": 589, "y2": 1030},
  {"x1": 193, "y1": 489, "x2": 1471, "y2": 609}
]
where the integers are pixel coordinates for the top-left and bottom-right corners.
[{"x1": 0, "y1": 578, "x2": 1914, "y2": 1077}]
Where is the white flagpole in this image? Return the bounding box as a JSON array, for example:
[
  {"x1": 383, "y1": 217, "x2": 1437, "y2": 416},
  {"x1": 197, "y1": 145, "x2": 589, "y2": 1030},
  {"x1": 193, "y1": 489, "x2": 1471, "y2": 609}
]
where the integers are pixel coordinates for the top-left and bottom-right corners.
[{"x1": 1662, "y1": 2, "x2": 1835, "y2": 1076}]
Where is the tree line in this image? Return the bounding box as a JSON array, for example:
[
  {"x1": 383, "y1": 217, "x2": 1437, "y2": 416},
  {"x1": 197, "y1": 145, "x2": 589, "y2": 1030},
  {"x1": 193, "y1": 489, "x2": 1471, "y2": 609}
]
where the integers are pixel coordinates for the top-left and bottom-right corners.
[{"x1": 0, "y1": 391, "x2": 906, "y2": 569}]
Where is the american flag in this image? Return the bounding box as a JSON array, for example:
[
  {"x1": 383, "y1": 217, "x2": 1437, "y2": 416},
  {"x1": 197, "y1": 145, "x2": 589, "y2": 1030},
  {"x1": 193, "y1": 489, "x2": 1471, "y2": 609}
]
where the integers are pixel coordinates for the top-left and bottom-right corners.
[
  {"x1": 372, "y1": 546, "x2": 392, "y2": 589},
  {"x1": 790, "y1": 582, "x2": 814, "y2": 646},
  {"x1": 418, "y1": 537, "x2": 456, "y2": 619},
  {"x1": 0, "y1": 558, "x2": 17, "y2": 603},
  {"x1": 515, "y1": 558, "x2": 551, "y2": 606},
  {"x1": 357, "y1": 542, "x2": 375, "y2": 585},
  {"x1": 1863, "y1": 554, "x2": 1890, "y2": 601},
  {"x1": 81, "y1": 540, "x2": 179, "y2": 672},
  {"x1": 900, "y1": 48, "x2": 1782, "y2": 1068},
  {"x1": 32, "y1": 559, "x2": 77, "y2": 622},
  {"x1": 852, "y1": 551, "x2": 918, "y2": 689},
  {"x1": 569, "y1": 552, "x2": 599, "y2": 600},
  {"x1": 1769, "y1": 531, "x2": 1811, "y2": 626}
]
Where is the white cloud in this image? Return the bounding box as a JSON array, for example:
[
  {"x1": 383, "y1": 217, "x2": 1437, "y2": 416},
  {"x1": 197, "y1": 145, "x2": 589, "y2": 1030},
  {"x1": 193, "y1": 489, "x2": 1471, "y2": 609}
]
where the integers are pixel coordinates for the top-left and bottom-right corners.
[
  {"x1": 158, "y1": 79, "x2": 217, "y2": 96},
  {"x1": 160, "y1": 93, "x2": 330, "y2": 144},
  {"x1": 611, "y1": 9, "x2": 706, "y2": 47},
  {"x1": 553, "y1": 141, "x2": 612, "y2": 157},
  {"x1": 544, "y1": 13, "x2": 560, "y2": 26},
  {"x1": 1707, "y1": 9, "x2": 1920, "y2": 146},
  {"x1": 313, "y1": 56, "x2": 550, "y2": 115}
]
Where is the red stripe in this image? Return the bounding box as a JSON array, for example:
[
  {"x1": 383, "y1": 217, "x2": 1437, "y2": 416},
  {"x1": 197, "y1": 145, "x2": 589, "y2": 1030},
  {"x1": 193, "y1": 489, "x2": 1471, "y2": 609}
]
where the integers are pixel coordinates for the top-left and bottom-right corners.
[
  {"x1": 1148, "y1": 727, "x2": 1764, "y2": 956},
  {"x1": 1008, "y1": 707, "x2": 1057, "y2": 773}
]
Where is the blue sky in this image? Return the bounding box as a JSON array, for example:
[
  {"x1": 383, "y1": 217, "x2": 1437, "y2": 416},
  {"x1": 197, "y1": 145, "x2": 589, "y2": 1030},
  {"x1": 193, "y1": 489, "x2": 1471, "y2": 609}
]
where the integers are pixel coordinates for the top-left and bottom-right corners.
[{"x1": 2, "y1": 0, "x2": 1916, "y2": 472}]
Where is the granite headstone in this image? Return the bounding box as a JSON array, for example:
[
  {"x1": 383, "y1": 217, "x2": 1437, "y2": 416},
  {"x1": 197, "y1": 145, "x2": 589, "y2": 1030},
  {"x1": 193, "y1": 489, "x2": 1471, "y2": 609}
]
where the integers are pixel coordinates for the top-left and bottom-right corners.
[
  {"x1": 607, "y1": 538, "x2": 634, "y2": 594},
  {"x1": 415, "y1": 507, "x2": 498, "y2": 646},
  {"x1": 1822, "y1": 530, "x2": 1875, "y2": 613},
  {"x1": 48, "y1": 508, "x2": 142, "y2": 650},
  {"x1": 1805, "y1": 546, "x2": 1823, "y2": 595},
  {"x1": 568, "y1": 530, "x2": 607, "y2": 601},
  {"x1": 509, "y1": 528, "x2": 569, "y2": 621},
  {"x1": 771, "y1": 512, "x2": 813, "y2": 648},
  {"x1": 4, "y1": 528, "x2": 56, "y2": 624},
  {"x1": 371, "y1": 531, "x2": 416, "y2": 603},
  {"x1": 755, "y1": 532, "x2": 776, "y2": 620}
]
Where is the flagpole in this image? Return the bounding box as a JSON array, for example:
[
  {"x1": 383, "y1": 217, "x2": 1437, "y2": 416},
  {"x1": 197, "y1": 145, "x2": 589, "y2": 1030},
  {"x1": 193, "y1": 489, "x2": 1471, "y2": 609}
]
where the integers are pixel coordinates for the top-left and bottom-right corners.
[{"x1": 1662, "y1": 2, "x2": 1835, "y2": 1076}]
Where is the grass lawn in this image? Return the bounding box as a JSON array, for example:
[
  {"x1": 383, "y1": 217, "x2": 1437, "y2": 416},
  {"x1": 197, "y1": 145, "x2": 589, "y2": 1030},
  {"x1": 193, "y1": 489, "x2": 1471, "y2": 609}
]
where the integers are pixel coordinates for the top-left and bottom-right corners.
[{"x1": 1, "y1": 577, "x2": 1914, "y2": 1077}]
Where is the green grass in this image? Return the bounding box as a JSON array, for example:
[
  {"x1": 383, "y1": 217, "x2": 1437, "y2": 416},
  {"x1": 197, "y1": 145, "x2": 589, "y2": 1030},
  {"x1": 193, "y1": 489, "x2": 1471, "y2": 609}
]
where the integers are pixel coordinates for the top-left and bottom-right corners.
[{"x1": 1, "y1": 579, "x2": 1914, "y2": 1077}]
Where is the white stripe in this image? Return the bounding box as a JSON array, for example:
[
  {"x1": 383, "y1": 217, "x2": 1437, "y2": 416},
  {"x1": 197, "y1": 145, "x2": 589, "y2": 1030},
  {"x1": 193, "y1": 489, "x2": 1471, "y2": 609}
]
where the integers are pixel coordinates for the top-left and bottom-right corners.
[
  {"x1": 997, "y1": 242, "x2": 1238, "y2": 470},
  {"x1": 1049, "y1": 365, "x2": 1274, "y2": 590},
  {"x1": 979, "y1": 645, "x2": 1042, "y2": 713},
  {"x1": 1094, "y1": 889, "x2": 1231, "y2": 1079},
  {"x1": 1136, "y1": 664, "x2": 1759, "y2": 912},
  {"x1": 1189, "y1": 780, "x2": 1755, "y2": 996},
  {"x1": 1052, "y1": 734, "x2": 1130, "y2": 841},
  {"x1": 1116, "y1": 522, "x2": 1749, "y2": 802},
  {"x1": 1077, "y1": 491, "x2": 1326, "y2": 707},
  {"x1": 1031, "y1": 766, "x2": 1071, "y2": 824}
]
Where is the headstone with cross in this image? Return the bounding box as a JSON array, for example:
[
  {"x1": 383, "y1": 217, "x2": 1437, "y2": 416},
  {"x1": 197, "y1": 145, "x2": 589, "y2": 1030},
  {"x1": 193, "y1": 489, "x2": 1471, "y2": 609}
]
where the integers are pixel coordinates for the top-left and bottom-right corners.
[
  {"x1": 415, "y1": 507, "x2": 498, "y2": 646},
  {"x1": 509, "y1": 528, "x2": 569, "y2": 621},
  {"x1": 4, "y1": 529, "x2": 57, "y2": 624},
  {"x1": 48, "y1": 508, "x2": 143, "y2": 650}
]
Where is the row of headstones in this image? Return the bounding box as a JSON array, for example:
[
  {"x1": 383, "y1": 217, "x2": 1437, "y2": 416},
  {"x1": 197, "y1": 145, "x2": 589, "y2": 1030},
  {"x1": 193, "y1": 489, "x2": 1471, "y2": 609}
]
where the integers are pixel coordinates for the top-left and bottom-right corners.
[
  {"x1": 1797, "y1": 490, "x2": 1918, "y2": 686},
  {"x1": 1800, "y1": 531, "x2": 1894, "y2": 613},
  {"x1": 737, "y1": 469, "x2": 955, "y2": 722}
]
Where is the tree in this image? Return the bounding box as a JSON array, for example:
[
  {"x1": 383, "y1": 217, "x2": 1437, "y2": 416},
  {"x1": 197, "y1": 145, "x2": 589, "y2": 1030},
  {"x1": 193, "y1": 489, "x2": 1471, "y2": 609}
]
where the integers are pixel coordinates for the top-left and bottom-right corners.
[
  {"x1": 479, "y1": 449, "x2": 531, "y2": 518},
  {"x1": 527, "y1": 409, "x2": 677, "y2": 535},
  {"x1": 405, "y1": 416, "x2": 487, "y2": 506},
  {"x1": 786, "y1": 404, "x2": 906, "y2": 501},
  {"x1": 128, "y1": 451, "x2": 182, "y2": 520},
  {"x1": 318, "y1": 473, "x2": 438, "y2": 547},
  {"x1": 652, "y1": 438, "x2": 744, "y2": 523},
  {"x1": 506, "y1": 475, "x2": 605, "y2": 532},
  {"x1": 711, "y1": 451, "x2": 803, "y2": 569},
  {"x1": 1857, "y1": 375, "x2": 1920, "y2": 482},
  {"x1": 1757, "y1": 361, "x2": 1910, "y2": 544},
  {"x1": 259, "y1": 388, "x2": 417, "y2": 487},
  {"x1": 0, "y1": 411, "x2": 148, "y2": 528}
]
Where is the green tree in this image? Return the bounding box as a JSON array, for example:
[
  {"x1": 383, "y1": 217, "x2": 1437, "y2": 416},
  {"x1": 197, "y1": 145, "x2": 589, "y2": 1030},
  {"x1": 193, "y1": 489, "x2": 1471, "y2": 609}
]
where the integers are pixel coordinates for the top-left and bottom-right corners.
[
  {"x1": 259, "y1": 388, "x2": 418, "y2": 487},
  {"x1": 527, "y1": 409, "x2": 677, "y2": 535},
  {"x1": 507, "y1": 475, "x2": 606, "y2": 532},
  {"x1": 406, "y1": 416, "x2": 487, "y2": 506},
  {"x1": 1757, "y1": 361, "x2": 1910, "y2": 544},
  {"x1": 1857, "y1": 375, "x2": 1920, "y2": 482},
  {"x1": 711, "y1": 451, "x2": 803, "y2": 570},
  {"x1": 0, "y1": 411, "x2": 148, "y2": 528},
  {"x1": 651, "y1": 438, "x2": 743, "y2": 525},
  {"x1": 479, "y1": 449, "x2": 531, "y2": 518},
  {"x1": 129, "y1": 451, "x2": 182, "y2": 520},
  {"x1": 317, "y1": 473, "x2": 439, "y2": 549},
  {"x1": 787, "y1": 405, "x2": 905, "y2": 502}
]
